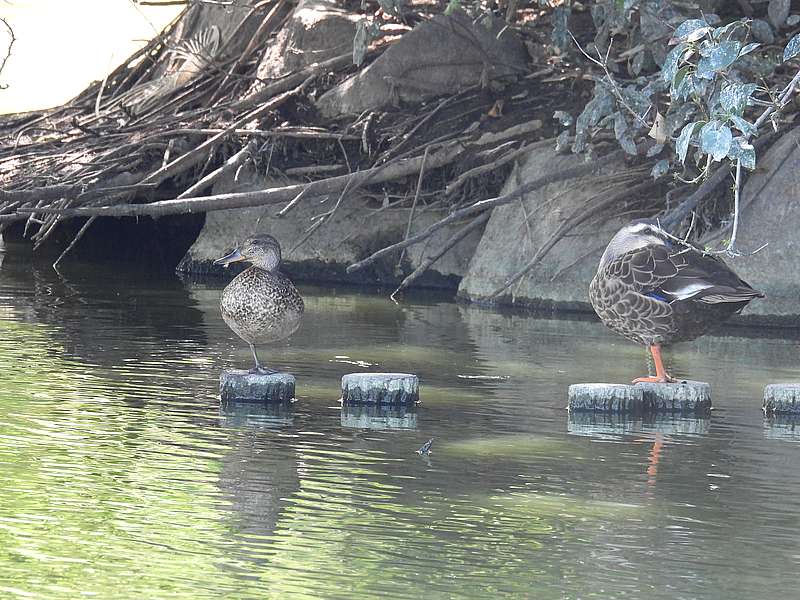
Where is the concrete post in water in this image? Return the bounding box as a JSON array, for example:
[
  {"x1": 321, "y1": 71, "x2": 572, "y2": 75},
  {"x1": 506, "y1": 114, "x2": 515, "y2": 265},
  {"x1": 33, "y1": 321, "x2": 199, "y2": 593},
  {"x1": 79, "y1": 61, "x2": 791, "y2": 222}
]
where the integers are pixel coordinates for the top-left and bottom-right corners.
[
  {"x1": 635, "y1": 381, "x2": 712, "y2": 414},
  {"x1": 568, "y1": 381, "x2": 712, "y2": 414},
  {"x1": 568, "y1": 383, "x2": 643, "y2": 413},
  {"x1": 220, "y1": 370, "x2": 295, "y2": 402},
  {"x1": 763, "y1": 384, "x2": 800, "y2": 415},
  {"x1": 341, "y1": 373, "x2": 419, "y2": 405}
]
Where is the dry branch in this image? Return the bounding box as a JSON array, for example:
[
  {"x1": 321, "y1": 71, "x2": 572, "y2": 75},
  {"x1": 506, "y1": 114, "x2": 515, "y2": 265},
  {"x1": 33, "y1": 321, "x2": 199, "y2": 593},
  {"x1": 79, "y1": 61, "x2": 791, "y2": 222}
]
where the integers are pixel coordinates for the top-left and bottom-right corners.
[
  {"x1": 16, "y1": 141, "x2": 468, "y2": 218},
  {"x1": 346, "y1": 150, "x2": 625, "y2": 273},
  {"x1": 490, "y1": 178, "x2": 655, "y2": 298},
  {"x1": 391, "y1": 211, "x2": 490, "y2": 299}
]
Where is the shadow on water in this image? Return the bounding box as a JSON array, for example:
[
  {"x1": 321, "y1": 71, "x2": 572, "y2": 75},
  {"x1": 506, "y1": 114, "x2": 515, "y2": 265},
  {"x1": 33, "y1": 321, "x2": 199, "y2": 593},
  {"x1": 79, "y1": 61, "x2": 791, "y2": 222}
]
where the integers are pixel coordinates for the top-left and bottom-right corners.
[{"x1": 1, "y1": 249, "x2": 800, "y2": 598}]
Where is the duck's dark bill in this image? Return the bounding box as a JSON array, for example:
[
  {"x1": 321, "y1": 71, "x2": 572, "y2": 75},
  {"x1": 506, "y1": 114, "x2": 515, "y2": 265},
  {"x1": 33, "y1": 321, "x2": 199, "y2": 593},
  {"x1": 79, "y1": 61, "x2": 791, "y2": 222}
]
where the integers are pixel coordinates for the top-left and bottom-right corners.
[{"x1": 214, "y1": 248, "x2": 245, "y2": 266}]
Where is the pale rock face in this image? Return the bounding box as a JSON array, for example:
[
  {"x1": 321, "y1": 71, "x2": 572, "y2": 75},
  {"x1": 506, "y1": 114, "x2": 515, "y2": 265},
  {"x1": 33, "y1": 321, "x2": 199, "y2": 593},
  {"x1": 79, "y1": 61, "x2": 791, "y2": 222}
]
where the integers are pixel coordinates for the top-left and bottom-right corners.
[
  {"x1": 178, "y1": 169, "x2": 483, "y2": 289},
  {"x1": 316, "y1": 11, "x2": 528, "y2": 117},
  {"x1": 457, "y1": 147, "x2": 629, "y2": 310},
  {"x1": 708, "y1": 127, "x2": 800, "y2": 319}
]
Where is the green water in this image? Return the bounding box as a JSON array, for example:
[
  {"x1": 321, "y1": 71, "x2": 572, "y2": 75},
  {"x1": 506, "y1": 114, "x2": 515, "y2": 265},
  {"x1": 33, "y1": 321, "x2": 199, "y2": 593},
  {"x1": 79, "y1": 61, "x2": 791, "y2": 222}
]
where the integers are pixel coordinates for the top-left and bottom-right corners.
[{"x1": 0, "y1": 249, "x2": 799, "y2": 599}]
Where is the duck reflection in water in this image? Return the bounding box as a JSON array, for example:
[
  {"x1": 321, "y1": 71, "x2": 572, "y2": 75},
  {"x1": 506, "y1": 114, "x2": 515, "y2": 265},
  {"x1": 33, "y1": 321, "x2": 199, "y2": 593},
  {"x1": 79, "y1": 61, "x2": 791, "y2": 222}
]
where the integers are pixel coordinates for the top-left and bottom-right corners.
[
  {"x1": 215, "y1": 234, "x2": 304, "y2": 374},
  {"x1": 589, "y1": 219, "x2": 763, "y2": 382}
]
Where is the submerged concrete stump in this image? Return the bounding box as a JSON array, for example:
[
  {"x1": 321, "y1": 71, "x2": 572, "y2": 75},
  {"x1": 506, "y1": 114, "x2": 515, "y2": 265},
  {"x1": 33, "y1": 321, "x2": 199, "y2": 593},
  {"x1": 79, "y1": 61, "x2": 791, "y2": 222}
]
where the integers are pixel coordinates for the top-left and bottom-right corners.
[
  {"x1": 220, "y1": 370, "x2": 295, "y2": 402},
  {"x1": 764, "y1": 415, "x2": 800, "y2": 440},
  {"x1": 567, "y1": 412, "x2": 711, "y2": 438},
  {"x1": 568, "y1": 381, "x2": 712, "y2": 414},
  {"x1": 636, "y1": 380, "x2": 712, "y2": 414},
  {"x1": 763, "y1": 384, "x2": 800, "y2": 415},
  {"x1": 219, "y1": 399, "x2": 294, "y2": 428},
  {"x1": 568, "y1": 383, "x2": 643, "y2": 413},
  {"x1": 341, "y1": 405, "x2": 418, "y2": 430},
  {"x1": 341, "y1": 373, "x2": 419, "y2": 405}
]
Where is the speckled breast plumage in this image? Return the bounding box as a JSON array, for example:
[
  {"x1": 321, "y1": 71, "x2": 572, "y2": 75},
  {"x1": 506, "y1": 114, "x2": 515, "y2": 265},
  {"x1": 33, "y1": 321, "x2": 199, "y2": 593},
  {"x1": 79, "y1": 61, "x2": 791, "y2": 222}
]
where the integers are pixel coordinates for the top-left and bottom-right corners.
[
  {"x1": 220, "y1": 266, "x2": 304, "y2": 345},
  {"x1": 589, "y1": 270, "x2": 676, "y2": 346}
]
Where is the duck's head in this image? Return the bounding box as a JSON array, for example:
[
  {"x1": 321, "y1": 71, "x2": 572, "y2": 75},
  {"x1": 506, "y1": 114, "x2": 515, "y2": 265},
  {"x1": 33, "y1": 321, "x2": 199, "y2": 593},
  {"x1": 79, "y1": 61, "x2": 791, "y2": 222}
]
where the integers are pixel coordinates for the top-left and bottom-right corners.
[
  {"x1": 597, "y1": 219, "x2": 670, "y2": 272},
  {"x1": 214, "y1": 234, "x2": 282, "y2": 271}
]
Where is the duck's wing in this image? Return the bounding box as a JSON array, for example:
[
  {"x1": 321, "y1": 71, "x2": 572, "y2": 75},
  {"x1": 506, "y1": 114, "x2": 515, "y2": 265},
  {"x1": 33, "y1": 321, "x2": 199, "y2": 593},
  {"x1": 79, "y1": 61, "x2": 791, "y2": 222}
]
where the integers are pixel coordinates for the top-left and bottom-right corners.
[
  {"x1": 606, "y1": 244, "x2": 678, "y2": 298},
  {"x1": 655, "y1": 246, "x2": 764, "y2": 304},
  {"x1": 608, "y1": 244, "x2": 763, "y2": 305}
]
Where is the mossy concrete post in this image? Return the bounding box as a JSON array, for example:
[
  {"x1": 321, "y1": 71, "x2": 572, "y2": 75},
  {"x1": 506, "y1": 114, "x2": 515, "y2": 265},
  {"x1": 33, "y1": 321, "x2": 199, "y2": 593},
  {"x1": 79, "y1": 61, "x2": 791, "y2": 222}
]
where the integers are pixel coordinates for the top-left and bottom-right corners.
[
  {"x1": 568, "y1": 383, "x2": 643, "y2": 413},
  {"x1": 635, "y1": 380, "x2": 712, "y2": 414},
  {"x1": 763, "y1": 384, "x2": 800, "y2": 415},
  {"x1": 341, "y1": 373, "x2": 419, "y2": 405},
  {"x1": 568, "y1": 381, "x2": 712, "y2": 414},
  {"x1": 220, "y1": 370, "x2": 295, "y2": 402}
]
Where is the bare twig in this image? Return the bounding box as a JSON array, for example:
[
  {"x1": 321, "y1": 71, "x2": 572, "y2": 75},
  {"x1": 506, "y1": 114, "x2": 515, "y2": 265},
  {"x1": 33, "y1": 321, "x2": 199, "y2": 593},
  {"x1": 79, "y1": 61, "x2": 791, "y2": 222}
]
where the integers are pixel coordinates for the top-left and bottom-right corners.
[
  {"x1": 53, "y1": 217, "x2": 95, "y2": 268},
  {"x1": 390, "y1": 212, "x2": 490, "y2": 300},
  {"x1": 397, "y1": 146, "x2": 430, "y2": 268},
  {"x1": 18, "y1": 141, "x2": 468, "y2": 218},
  {"x1": 0, "y1": 17, "x2": 16, "y2": 87},
  {"x1": 569, "y1": 32, "x2": 650, "y2": 129},
  {"x1": 347, "y1": 150, "x2": 624, "y2": 274},
  {"x1": 177, "y1": 139, "x2": 257, "y2": 199},
  {"x1": 490, "y1": 179, "x2": 655, "y2": 298},
  {"x1": 446, "y1": 140, "x2": 548, "y2": 196}
]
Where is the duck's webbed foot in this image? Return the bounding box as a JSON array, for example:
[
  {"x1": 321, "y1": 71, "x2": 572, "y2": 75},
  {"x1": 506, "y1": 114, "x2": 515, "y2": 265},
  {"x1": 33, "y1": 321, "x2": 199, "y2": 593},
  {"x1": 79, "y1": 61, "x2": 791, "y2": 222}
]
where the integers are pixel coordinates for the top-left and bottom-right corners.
[
  {"x1": 248, "y1": 343, "x2": 278, "y2": 375},
  {"x1": 632, "y1": 374, "x2": 678, "y2": 384},
  {"x1": 633, "y1": 344, "x2": 678, "y2": 384},
  {"x1": 249, "y1": 366, "x2": 279, "y2": 375}
]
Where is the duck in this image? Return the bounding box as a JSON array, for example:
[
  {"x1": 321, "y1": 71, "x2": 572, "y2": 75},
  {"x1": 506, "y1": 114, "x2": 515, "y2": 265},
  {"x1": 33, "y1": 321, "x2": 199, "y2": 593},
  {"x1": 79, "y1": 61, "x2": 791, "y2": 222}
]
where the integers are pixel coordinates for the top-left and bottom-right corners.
[
  {"x1": 589, "y1": 219, "x2": 763, "y2": 383},
  {"x1": 214, "y1": 234, "x2": 304, "y2": 374}
]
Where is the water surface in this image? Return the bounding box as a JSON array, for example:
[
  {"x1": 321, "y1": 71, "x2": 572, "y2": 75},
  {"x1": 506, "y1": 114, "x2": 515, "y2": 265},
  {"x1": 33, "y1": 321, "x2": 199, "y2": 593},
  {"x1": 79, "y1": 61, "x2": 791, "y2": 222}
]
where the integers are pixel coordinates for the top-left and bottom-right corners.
[{"x1": 0, "y1": 249, "x2": 798, "y2": 599}]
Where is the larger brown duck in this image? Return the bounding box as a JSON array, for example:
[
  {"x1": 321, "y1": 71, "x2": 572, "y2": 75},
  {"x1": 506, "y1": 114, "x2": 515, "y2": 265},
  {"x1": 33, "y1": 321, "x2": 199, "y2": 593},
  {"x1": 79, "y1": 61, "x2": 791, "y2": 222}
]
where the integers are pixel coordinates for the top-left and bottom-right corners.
[
  {"x1": 214, "y1": 234, "x2": 304, "y2": 374},
  {"x1": 589, "y1": 219, "x2": 763, "y2": 383}
]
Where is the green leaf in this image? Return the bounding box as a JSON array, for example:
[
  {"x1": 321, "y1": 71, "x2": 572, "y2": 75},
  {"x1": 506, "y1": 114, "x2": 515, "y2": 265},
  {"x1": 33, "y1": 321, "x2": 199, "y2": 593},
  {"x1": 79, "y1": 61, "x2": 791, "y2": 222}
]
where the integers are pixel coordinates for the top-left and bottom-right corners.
[
  {"x1": 676, "y1": 121, "x2": 703, "y2": 163},
  {"x1": 444, "y1": 0, "x2": 461, "y2": 15},
  {"x1": 712, "y1": 20, "x2": 746, "y2": 41},
  {"x1": 551, "y1": 7, "x2": 571, "y2": 51},
  {"x1": 728, "y1": 137, "x2": 757, "y2": 169},
  {"x1": 672, "y1": 19, "x2": 709, "y2": 42},
  {"x1": 768, "y1": 0, "x2": 790, "y2": 29},
  {"x1": 651, "y1": 159, "x2": 670, "y2": 179},
  {"x1": 729, "y1": 114, "x2": 757, "y2": 137},
  {"x1": 352, "y1": 20, "x2": 370, "y2": 67},
  {"x1": 739, "y1": 145, "x2": 756, "y2": 170},
  {"x1": 784, "y1": 33, "x2": 800, "y2": 61},
  {"x1": 555, "y1": 130, "x2": 571, "y2": 153},
  {"x1": 740, "y1": 42, "x2": 761, "y2": 56},
  {"x1": 613, "y1": 112, "x2": 637, "y2": 155},
  {"x1": 696, "y1": 41, "x2": 742, "y2": 79},
  {"x1": 671, "y1": 65, "x2": 691, "y2": 96},
  {"x1": 647, "y1": 143, "x2": 664, "y2": 157},
  {"x1": 675, "y1": 71, "x2": 699, "y2": 101},
  {"x1": 700, "y1": 121, "x2": 733, "y2": 161},
  {"x1": 751, "y1": 19, "x2": 775, "y2": 44},
  {"x1": 719, "y1": 82, "x2": 758, "y2": 113},
  {"x1": 553, "y1": 110, "x2": 573, "y2": 126},
  {"x1": 661, "y1": 43, "x2": 687, "y2": 83}
]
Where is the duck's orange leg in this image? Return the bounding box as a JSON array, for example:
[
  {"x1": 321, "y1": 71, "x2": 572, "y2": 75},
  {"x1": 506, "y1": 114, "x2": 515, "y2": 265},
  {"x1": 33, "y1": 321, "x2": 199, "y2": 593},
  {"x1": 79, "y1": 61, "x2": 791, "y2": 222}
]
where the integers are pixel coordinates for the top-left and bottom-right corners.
[{"x1": 632, "y1": 344, "x2": 677, "y2": 384}]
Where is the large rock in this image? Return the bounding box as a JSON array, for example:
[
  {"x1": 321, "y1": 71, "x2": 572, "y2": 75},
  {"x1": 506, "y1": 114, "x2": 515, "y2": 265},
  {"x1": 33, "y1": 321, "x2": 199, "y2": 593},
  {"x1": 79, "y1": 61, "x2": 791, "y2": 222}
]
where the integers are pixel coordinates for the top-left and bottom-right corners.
[
  {"x1": 316, "y1": 11, "x2": 527, "y2": 117},
  {"x1": 251, "y1": 0, "x2": 358, "y2": 85},
  {"x1": 708, "y1": 127, "x2": 800, "y2": 320},
  {"x1": 457, "y1": 147, "x2": 627, "y2": 308},
  {"x1": 177, "y1": 169, "x2": 482, "y2": 288}
]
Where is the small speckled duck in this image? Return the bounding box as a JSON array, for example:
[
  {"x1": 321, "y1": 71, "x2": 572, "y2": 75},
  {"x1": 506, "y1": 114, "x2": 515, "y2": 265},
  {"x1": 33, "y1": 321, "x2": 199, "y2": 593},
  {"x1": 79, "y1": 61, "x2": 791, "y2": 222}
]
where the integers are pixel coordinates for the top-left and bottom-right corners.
[
  {"x1": 589, "y1": 219, "x2": 763, "y2": 383},
  {"x1": 214, "y1": 234, "x2": 304, "y2": 374}
]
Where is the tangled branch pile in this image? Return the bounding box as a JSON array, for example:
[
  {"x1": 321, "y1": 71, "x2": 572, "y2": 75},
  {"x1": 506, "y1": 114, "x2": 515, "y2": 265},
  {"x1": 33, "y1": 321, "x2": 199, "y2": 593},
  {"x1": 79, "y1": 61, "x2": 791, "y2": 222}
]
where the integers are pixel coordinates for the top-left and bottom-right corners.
[{"x1": 1, "y1": 0, "x2": 800, "y2": 277}]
